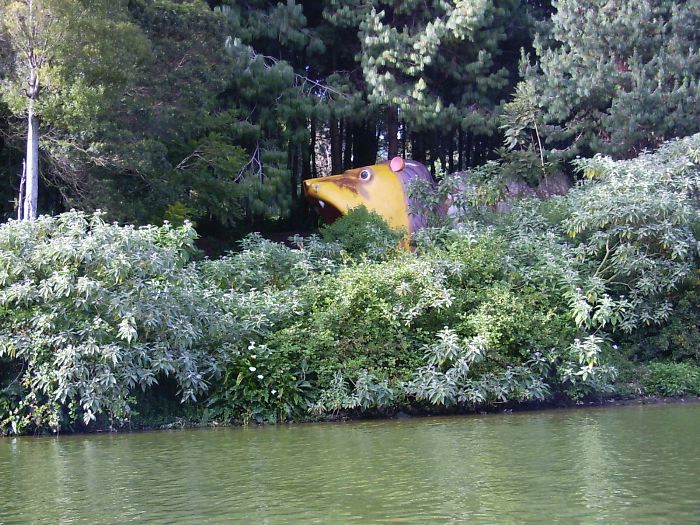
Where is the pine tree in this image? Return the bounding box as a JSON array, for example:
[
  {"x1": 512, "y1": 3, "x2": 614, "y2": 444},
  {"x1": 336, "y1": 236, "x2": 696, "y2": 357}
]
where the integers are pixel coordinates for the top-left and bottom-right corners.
[
  {"x1": 358, "y1": 1, "x2": 521, "y2": 143},
  {"x1": 513, "y1": 0, "x2": 700, "y2": 160},
  {"x1": 219, "y1": 0, "x2": 350, "y2": 225}
]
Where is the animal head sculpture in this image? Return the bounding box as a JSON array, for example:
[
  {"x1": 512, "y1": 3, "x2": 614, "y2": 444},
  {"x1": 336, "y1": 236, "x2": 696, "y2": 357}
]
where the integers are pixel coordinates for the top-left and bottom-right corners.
[{"x1": 304, "y1": 157, "x2": 434, "y2": 237}]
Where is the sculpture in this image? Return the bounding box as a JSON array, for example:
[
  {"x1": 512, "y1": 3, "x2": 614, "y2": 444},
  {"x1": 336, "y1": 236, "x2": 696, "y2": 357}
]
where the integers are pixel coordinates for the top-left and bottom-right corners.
[{"x1": 303, "y1": 157, "x2": 434, "y2": 237}]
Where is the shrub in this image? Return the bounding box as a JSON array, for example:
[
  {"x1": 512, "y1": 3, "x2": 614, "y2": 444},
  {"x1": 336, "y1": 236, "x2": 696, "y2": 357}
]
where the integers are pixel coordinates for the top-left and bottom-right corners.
[
  {"x1": 7, "y1": 135, "x2": 699, "y2": 432},
  {"x1": 406, "y1": 329, "x2": 616, "y2": 407},
  {"x1": 0, "y1": 212, "x2": 297, "y2": 433},
  {"x1": 642, "y1": 362, "x2": 700, "y2": 397},
  {"x1": 200, "y1": 233, "x2": 340, "y2": 291},
  {"x1": 207, "y1": 341, "x2": 314, "y2": 424},
  {"x1": 564, "y1": 134, "x2": 700, "y2": 332},
  {"x1": 552, "y1": 335, "x2": 618, "y2": 400},
  {"x1": 320, "y1": 205, "x2": 404, "y2": 259},
  {"x1": 622, "y1": 283, "x2": 700, "y2": 363},
  {"x1": 299, "y1": 254, "x2": 455, "y2": 383},
  {"x1": 310, "y1": 370, "x2": 396, "y2": 415}
]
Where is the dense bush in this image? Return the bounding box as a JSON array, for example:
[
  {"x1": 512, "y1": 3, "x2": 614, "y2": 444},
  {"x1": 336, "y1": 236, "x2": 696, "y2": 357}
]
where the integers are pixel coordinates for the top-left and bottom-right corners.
[
  {"x1": 622, "y1": 284, "x2": 700, "y2": 363},
  {"x1": 0, "y1": 213, "x2": 207, "y2": 431},
  {"x1": 206, "y1": 341, "x2": 314, "y2": 424},
  {"x1": 320, "y1": 205, "x2": 404, "y2": 259},
  {"x1": 642, "y1": 363, "x2": 700, "y2": 397},
  {"x1": 563, "y1": 136, "x2": 700, "y2": 332},
  {"x1": 0, "y1": 212, "x2": 301, "y2": 433},
  {"x1": 2, "y1": 135, "x2": 699, "y2": 434},
  {"x1": 264, "y1": 251, "x2": 461, "y2": 409}
]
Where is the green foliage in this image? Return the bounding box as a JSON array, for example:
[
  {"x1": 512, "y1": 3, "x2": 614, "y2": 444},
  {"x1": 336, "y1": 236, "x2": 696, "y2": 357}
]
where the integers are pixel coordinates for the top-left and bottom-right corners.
[
  {"x1": 408, "y1": 162, "x2": 506, "y2": 229},
  {"x1": 499, "y1": 81, "x2": 558, "y2": 185},
  {"x1": 405, "y1": 134, "x2": 700, "y2": 403},
  {"x1": 86, "y1": 0, "x2": 236, "y2": 224},
  {"x1": 514, "y1": 0, "x2": 700, "y2": 160},
  {"x1": 357, "y1": 0, "x2": 520, "y2": 131},
  {"x1": 207, "y1": 341, "x2": 314, "y2": 424},
  {"x1": 200, "y1": 232, "x2": 340, "y2": 292},
  {"x1": 564, "y1": 134, "x2": 700, "y2": 332},
  {"x1": 5, "y1": 135, "x2": 700, "y2": 433},
  {"x1": 217, "y1": 1, "x2": 329, "y2": 225},
  {"x1": 642, "y1": 363, "x2": 700, "y2": 397},
  {"x1": 0, "y1": 211, "x2": 299, "y2": 432},
  {"x1": 445, "y1": 134, "x2": 700, "y2": 340},
  {"x1": 406, "y1": 319, "x2": 613, "y2": 406},
  {"x1": 0, "y1": 0, "x2": 150, "y2": 121},
  {"x1": 554, "y1": 336, "x2": 617, "y2": 400},
  {"x1": 166, "y1": 128, "x2": 248, "y2": 227},
  {"x1": 623, "y1": 284, "x2": 700, "y2": 363},
  {"x1": 320, "y1": 206, "x2": 403, "y2": 258},
  {"x1": 456, "y1": 283, "x2": 574, "y2": 363},
  {"x1": 0, "y1": 0, "x2": 538, "y2": 230},
  {"x1": 310, "y1": 370, "x2": 395, "y2": 414},
  {"x1": 295, "y1": 254, "x2": 456, "y2": 385}
]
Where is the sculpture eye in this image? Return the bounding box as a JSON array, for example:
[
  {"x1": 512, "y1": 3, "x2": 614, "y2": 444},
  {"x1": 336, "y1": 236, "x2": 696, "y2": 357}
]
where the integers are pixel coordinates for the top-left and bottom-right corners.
[{"x1": 359, "y1": 169, "x2": 372, "y2": 181}]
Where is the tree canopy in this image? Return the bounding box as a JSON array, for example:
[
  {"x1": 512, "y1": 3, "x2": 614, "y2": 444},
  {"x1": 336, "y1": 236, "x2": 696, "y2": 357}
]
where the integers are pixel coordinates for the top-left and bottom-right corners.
[{"x1": 0, "y1": 0, "x2": 697, "y2": 240}]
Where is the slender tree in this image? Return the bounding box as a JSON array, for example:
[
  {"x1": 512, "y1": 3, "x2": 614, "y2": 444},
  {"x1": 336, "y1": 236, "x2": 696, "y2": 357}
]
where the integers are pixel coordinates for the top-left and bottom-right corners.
[
  {"x1": 0, "y1": 0, "x2": 55, "y2": 219},
  {"x1": 0, "y1": 0, "x2": 148, "y2": 219},
  {"x1": 512, "y1": 0, "x2": 700, "y2": 160}
]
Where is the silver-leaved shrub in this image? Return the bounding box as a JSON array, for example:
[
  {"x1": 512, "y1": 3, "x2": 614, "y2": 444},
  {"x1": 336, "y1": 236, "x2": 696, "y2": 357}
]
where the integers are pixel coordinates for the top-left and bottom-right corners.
[{"x1": 0, "y1": 212, "x2": 299, "y2": 431}]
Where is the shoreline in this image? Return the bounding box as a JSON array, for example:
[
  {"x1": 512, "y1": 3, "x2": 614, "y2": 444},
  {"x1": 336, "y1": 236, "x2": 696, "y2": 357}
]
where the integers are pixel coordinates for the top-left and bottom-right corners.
[
  {"x1": 5, "y1": 394, "x2": 700, "y2": 438},
  {"x1": 321, "y1": 394, "x2": 700, "y2": 424}
]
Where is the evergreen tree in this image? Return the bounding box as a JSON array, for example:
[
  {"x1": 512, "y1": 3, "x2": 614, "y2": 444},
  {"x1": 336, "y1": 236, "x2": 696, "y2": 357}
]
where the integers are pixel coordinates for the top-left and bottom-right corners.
[
  {"x1": 0, "y1": 0, "x2": 547, "y2": 231},
  {"x1": 512, "y1": 0, "x2": 700, "y2": 160},
  {"x1": 219, "y1": 0, "x2": 348, "y2": 225},
  {"x1": 0, "y1": 1, "x2": 238, "y2": 227},
  {"x1": 97, "y1": 0, "x2": 236, "y2": 226},
  {"x1": 331, "y1": 0, "x2": 530, "y2": 169},
  {"x1": 359, "y1": 1, "x2": 513, "y2": 128},
  {"x1": 321, "y1": 0, "x2": 383, "y2": 166}
]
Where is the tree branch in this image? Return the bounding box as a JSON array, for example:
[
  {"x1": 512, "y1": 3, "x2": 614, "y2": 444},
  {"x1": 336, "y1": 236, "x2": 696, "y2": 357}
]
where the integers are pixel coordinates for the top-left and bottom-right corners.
[
  {"x1": 250, "y1": 50, "x2": 348, "y2": 100},
  {"x1": 235, "y1": 142, "x2": 262, "y2": 183}
]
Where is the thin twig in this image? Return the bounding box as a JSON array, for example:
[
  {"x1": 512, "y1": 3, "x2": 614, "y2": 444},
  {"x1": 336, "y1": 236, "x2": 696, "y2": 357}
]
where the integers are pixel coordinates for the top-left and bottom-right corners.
[
  {"x1": 250, "y1": 50, "x2": 348, "y2": 100},
  {"x1": 235, "y1": 142, "x2": 262, "y2": 183},
  {"x1": 175, "y1": 148, "x2": 204, "y2": 170}
]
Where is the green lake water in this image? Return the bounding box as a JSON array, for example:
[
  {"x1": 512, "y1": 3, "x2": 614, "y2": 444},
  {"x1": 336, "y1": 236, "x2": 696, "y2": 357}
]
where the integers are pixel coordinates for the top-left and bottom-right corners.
[{"x1": 1, "y1": 403, "x2": 699, "y2": 524}]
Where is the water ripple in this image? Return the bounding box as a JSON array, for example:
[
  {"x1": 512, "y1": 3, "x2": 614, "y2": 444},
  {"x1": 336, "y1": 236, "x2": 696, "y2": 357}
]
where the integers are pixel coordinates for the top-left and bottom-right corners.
[{"x1": 1, "y1": 404, "x2": 699, "y2": 524}]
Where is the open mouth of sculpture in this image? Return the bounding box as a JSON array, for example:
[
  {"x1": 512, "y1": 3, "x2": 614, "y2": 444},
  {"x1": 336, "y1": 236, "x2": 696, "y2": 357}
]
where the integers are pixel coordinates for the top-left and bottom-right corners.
[{"x1": 308, "y1": 197, "x2": 343, "y2": 224}]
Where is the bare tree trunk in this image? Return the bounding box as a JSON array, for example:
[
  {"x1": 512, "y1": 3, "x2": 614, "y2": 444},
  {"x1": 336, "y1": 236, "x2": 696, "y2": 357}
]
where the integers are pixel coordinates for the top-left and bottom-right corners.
[
  {"x1": 18, "y1": 161, "x2": 26, "y2": 221},
  {"x1": 457, "y1": 128, "x2": 464, "y2": 171},
  {"x1": 342, "y1": 123, "x2": 352, "y2": 170},
  {"x1": 401, "y1": 122, "x2": 407, "y2": 159},
  {"x1": 466, "y1": 131, "x2": 473, "y2": 168},
  {"x1": 23, "y1": 101, "x2": 39, "y2": 220},
  {"x1": 289, "y1": 141, "x2": 298, "y2": 201},
  {"x1": 448, "y1": 131, "x2": 454, "y2": 173},
  {"x1": 412, "y1": 131, "x2": 426, "y2": 163},
  {"x1": 310, "y1": 118, "x2": 317, "y2": 178},
  {"x1": 296, "y1": 142, "x2": 303, "y2": 199},
  {"x1": 20, "y1": 1, "x2": 41, "y2": 221},
  {"x1": 387, "y1": 106, "x2": 399, "y2": 158},
  {"x1": 351, "y1": 119, "x2": 379, "y2": 167},
  {"x1": 330, "y1": 117, "x2": 342, "y2": 174}
]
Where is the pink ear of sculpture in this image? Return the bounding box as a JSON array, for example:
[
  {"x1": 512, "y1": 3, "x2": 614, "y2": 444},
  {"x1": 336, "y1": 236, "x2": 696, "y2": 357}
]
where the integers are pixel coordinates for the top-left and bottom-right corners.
[{"x1": 390, "y1": 156, "x2": 405, "y2": 172}]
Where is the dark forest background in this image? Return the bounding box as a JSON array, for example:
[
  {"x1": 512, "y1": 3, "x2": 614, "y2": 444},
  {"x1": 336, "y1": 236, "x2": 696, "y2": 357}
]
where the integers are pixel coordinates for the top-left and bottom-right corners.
[{"x1": 1, "y1": 0, "x2": 698, "y2": 245}]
